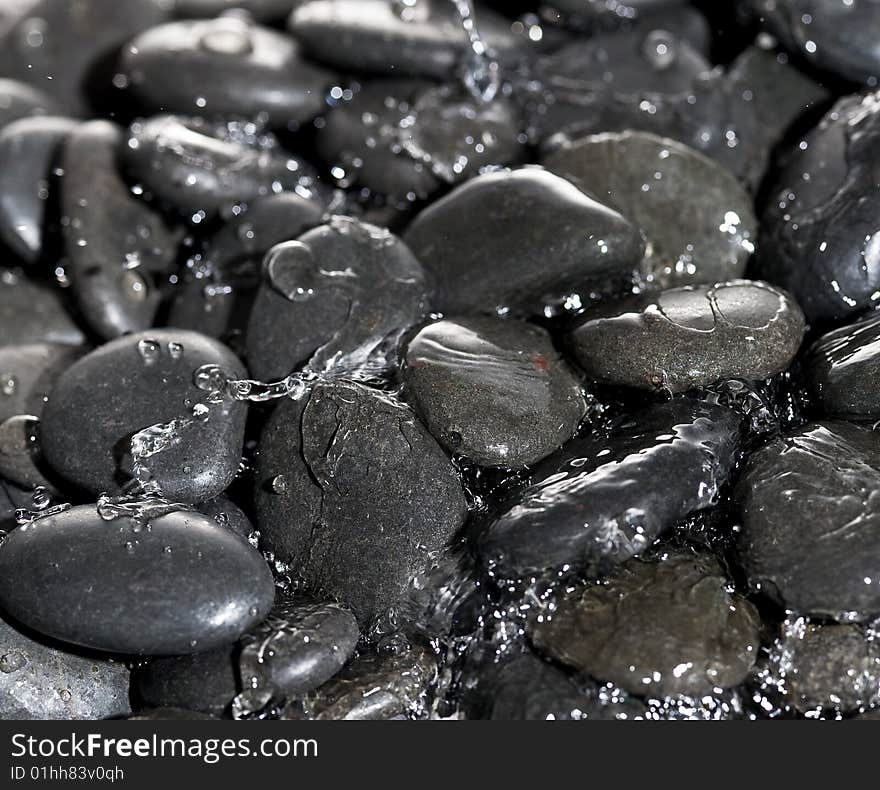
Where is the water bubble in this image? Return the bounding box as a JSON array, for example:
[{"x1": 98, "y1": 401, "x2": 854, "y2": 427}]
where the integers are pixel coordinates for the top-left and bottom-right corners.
[{"x1": 137, "y1": 338, "x2": 161, "y2": 364}]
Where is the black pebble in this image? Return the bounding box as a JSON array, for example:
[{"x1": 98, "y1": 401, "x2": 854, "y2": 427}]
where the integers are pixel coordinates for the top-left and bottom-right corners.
[
  {"x1": 568, "y1": 280, "x2": 805, "y2": 393},
  {"x1": 478, "y1": 399, "x2": 740, "y2": 579},
  {"x1": 0, "y1": 504, "x2": 274, "y2": 655},
  {"x1": 402, "y1": 315, "x2": 586, "y2": 467},
  {"x1": 403, "y1": 167, "x2": 644, "y2": 315},
  {"x1": 40, "y1": 329, "x2": 248, "y2": 501},
  {"x1": 254, "y1": 379, "x2": 467, "y2": 626},
  {"x1": 246, "y1": 216, "x2": 431, "y2": 381},
  {"x1": 736, "y1": 421, "x2": 880, "y2": 620}
]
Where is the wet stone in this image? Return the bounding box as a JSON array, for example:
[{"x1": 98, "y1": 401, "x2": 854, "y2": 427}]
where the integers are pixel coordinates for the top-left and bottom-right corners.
[
  {"x1": 477, "y1": 399, "x2": 740, "y2": 580},
  {"x1": 0, "y1": 614, "x2": 130, "y2": 720},
  {"x1": 402, "y1": 316, "x2": 586, "y2": 467},
  {"x1": 403, "y1": 167, "x2": 644, "y2": 316},
  {"x1": 168, "y1": 192, "x2": 325, "y2": 340},
  {"x1": 61, "y1": 120, "x2": 180, "y2": 340},
  {"x1": 0, "y1": 414, "x2": 57, "y2": 492},
  {"x1": 736, "y1": 421, "x2": 880, "y2": 621},
  {"x1": 300, "y1": 642, "x2": 437, "y2": 720},
  {"x1": 528, "y1": 551, "x2": 762, "y2": 698},
  {"x1": 0, "y1": 79, "x2": 59, "y2": 131},
  {"x1": 235, "y1": 597, "x2": 359, "y2": 713},
  {"x1": 254, "y1": 379, "x2": 467, "y2": 626},
  {"x1": 0, "y1": 0, "x2": 170, "y2": 116},
  {"x1": 0, "y1": 343, "x2": 83, "y2": 422},
  {"x1": 472, "y1": 650, "x2": 649, "y2": 721},
  {"x1": 198, "y1": 495, "x2": 255, "y2": 543},
  {"x1": 40, "y1": 329, "x2": 248, "y2": 501},
  {"x1": 135, "y1": 647, "x2": 238, "y2": 717},
  {"x1": 173, "y1": 0, "x2": 296, "y2": 22},
  {"x1": 756, "y1": 92, "x2": 880, "y2": 325},
  {"x1": 122, "y1": 17, "x2": 335, "y2": 124},
  {"x1": 0, "y1": 275, "x2": 85, "y2": 349},
  {"x1": 806, "y1": 313, "x2": 880, "y2": 420},
  {"x1": 319, "y1": 80, "x2": 525, "y2": 204},
  {"x1": 755, "y1": 0, "x2": 880, "y2": 85},
  {"x1": 568, "y1": 280, "x2": 805, "y2": 393},
  {"x1": 542, "y1": 131, "x2": 757, "y2": 288},
  {"x1": 776, "y1": 621, "x2": 880, "y2": 715},
  {"x1": 0, "y1": 504, "x2": 275, "y2": 655},
  {"x1": 0, "y1": 116, "x2": 77, "y2": 264},
  {"x1": 124, "y1": 115, "x2": 323, "y2": 224},
  {"x1": 289, "y1": 0, "x2": 519, "y2": 80},
  {"x1": 245, "y1": 216, "x2": 431, "y2": 381}
]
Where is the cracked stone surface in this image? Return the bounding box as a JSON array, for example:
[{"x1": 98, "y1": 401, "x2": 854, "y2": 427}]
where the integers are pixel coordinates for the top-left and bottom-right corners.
[{"x1": 253, "y1": 379, "x2": 467, "y2": 626}]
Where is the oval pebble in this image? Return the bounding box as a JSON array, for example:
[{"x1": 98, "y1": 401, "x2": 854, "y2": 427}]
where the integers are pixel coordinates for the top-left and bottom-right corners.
[
  {"x1": 403, "y1": 167, "x2": 644, "y2": 316},
  {"x1": 568, "y1": 280, "x2": 805, "y2": 393},
  {"x1": 0, "y1": 79, "x2": 60, "y2": 130},
  {"x1": 254, "y1": 379, "x2": 467, "y2": 626},
  {"x1": 806, "y1": 313, "x2": 880, "y2": 419},
  {"x1": 61, "y1": 120, "x2": 180, "y2": 340},
  {"x1": 528, "y1": 550, "x2": 761, "y2": 698},
  {"x1": 0, "y1": 614, "x2": 130, "y2": 720},
  {"x1": 542, "y1": 131, "x2": 757, "y2": 288},
  {"x1": 234, "y1": 598, "x2": 359, "y2": 713},
  {"x1": 289, "y1": 0, "x2": 519, "y2": 80},
  {"x1": 478, "y1": 399, "x2": 740, "y2": 579},
  {"x1": 124, "y1": 115, "x2": 323, "y2": 223},
  {"x1": 756, "y1": 92, "x2": 880, "y2": 325},
  {"x1": 0, "y1": 504, "x2": 274, "y2": 655},
  {"x1": 122, "y1": 17, "x2": 335, "y2": 124},
  {"x1": 246, "y1": 216, "x2": 431, "y2": 381},
  {"x1": 736, "y1": 421, "x2": 880, "y2": 621},
  {"x1": 40, "y1": 329, "x2": 248, "y2": 501},
  {"x1": 0, "y1": 116, "x2": 78, "y2": 264},
  {"x1": 402, "y1": 316, "x2": 586, "y2": 467}
]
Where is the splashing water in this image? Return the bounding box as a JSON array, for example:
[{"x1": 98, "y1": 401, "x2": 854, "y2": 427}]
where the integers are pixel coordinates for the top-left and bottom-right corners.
[{"x1": 451, "y1": 0, "x2": 501, "y2": 102}]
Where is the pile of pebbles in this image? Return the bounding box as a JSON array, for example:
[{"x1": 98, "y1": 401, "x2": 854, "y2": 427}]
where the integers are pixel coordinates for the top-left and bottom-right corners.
[{"x1": 0, "y1": 0, "x2": 879, "y2": 722}]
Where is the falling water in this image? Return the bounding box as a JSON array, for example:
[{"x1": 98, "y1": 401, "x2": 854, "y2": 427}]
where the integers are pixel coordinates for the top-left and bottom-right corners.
[{"x1": 450, "y1": 0, "x2": 501, "y2": 102}]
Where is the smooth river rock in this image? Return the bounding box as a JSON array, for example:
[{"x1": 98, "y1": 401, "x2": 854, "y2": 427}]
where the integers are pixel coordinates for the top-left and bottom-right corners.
[
  {"x1": 403, "y1": 167, "x2": 645, "y2": 315},
  {"x1": 0, "y1": 274, "x2": 85, "y2": 348},
  {"x1": 40, "y1": 329, "x2": 248, "y2": 501},
  {"x1": 568, "y1": 280, "x2": 805, "y2": 393},
  {"x1": 0, "y1": 343, "x2": 83, "y2": 422},
  {"x1": 402, "y1": 316, "x2": 586, "y2": 467},
  {"x1": 477, "y1": 399, "x2": 741, "y2": 579},
  {"x1": 528, "y1": 551, "x2": 761, "y2": 697},
  {"x1": 736, "y1": 421, "x2": 880, "y2": 620},
  {"x1": 0, "y1": 504, "x2": 274, "y2": 655}
]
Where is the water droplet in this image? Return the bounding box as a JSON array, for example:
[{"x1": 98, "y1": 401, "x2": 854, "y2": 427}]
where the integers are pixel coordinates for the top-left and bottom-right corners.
[
  {"x1": 137, "y1": 338, "x2": 161, "y2": 364},
  {"x1": 31, "y1": 487, "x2": 51, "y2": 510},
  {"x1": 58, "y1": 689, "x2": 72, "y2": 703},
  {"x1": 270, "y1": 474, "x2": 288, "y2": 495},
  {"x1": 0, "y1": 651, "x2": 26, "y2": 673},
  {"x1": 168, "y1": 341, "x2": 184, "y2": 359},
  {"x1": 0, "y1": 375, "x2": 16, "y2": 396}
]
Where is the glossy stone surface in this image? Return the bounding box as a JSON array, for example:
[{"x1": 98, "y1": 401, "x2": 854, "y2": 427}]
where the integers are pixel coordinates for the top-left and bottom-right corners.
[
  {"x1": 569, "y1": 280, "x2": 805, "y2": 392},
  {"x1": 61, "y1": 120, "x2": 180, "y2": 340},
  {"x1": 0, "y1": 116, "x2": 77, "y2": 264},
  {"x1": 245, "y1": 217, "x2": 431, "y2": 381},
  {"x1": 0, "y1": 505, "x2": 274, "y2": 655},
  {"x1": 478, "y1": 399, "x2": 740, "y2": 579},
  {"x1": 0, "y1": 343, "x2": 83, "y2": 422},
  {"x1": 40, "y1": 329, "x2": 248, "y2": 501},
  {"x1": 528, "y1": 551, "x2": 761, "y2": 697},
  {"x1": 402, "y1": 316, "x2": 586, "y2": 467},
  {"x1": 122, "y1": 17, "x2": 335, "y2": 124},
  {"x1": 123, "y1": 115, "x2": 323, "y2": 222},
  {"x1": 806, "y1": 313, "x2": 880, "y2": 419},
  {"x1": 0, "y1": 615, "x2": 130, "y2": 720},
  {"x1": 403, "y1": 168, "x2": 644, "y2": 315},
  {"x1": 542, "y1": 131, "x2": 757, "y2": 288},
  {"x1": 756, "y1": 92, "x2": 880, "y2": 324},
  {"x1": 736, "y1": 421, "x2": 880, "y2": 620},
  {"x1": 254, "y1": 379, "x2": 467, "y2": 625}
]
